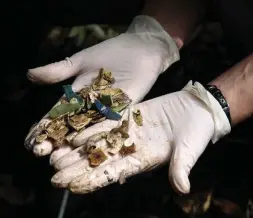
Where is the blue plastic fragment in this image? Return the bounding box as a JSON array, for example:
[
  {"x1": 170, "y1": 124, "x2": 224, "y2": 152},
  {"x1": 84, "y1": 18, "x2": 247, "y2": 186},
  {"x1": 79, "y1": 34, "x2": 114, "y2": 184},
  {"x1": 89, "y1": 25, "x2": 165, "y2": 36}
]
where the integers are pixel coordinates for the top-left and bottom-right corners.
[
  {"x1": 63, "y1": 85, "x2": 83, "y2": 104},
  {"x1": 94, "y1": 100, "x2": 121, "y2": 121}
]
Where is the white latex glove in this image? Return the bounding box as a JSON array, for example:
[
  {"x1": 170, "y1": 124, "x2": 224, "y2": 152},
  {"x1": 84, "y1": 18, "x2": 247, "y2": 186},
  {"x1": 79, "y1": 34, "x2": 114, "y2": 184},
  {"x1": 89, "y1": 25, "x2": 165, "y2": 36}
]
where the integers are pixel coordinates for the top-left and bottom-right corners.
[
  {"x1": 50, "y1": 81, "x2": 231, "y2": 194},
  {"x1": 24, "y1": 15, "x2": 179, "y2": 156}
]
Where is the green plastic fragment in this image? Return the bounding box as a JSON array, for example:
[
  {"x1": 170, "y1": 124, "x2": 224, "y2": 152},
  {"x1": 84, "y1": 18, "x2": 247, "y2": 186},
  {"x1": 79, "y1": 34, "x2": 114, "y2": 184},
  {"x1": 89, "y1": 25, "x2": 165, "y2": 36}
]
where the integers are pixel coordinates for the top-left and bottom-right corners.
[
  {"x1": 70, "y1": 98, "x2": 78, "y2": 104},
  {"x1": 100, "y1": 94, "x2": 113, "y2": 106},
  {"x1": 48, "y1": 103, "x2": 83, "y2": 119},
  {"x1": 111, "y1": 103, "x2": 129, "y2": 112},
  {"x1": 63, "y1": 85, "x2": 83, "y2": 104}
]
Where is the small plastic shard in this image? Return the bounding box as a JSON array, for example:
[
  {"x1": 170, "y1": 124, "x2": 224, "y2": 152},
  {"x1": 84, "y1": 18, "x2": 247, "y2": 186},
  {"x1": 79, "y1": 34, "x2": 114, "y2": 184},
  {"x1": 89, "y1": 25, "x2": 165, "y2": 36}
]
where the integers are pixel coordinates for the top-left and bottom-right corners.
[
  {"x1": 67, "y1": 114, "x2": 92, "y2": 131},
  {"x1": 110, "y1": 120, "x2": 129, "y2": 139},
  {"x1": 85, "y1": 95, "x2": 93, "y2": 110},
  {"x1": 79, "y1": 87, "x2": 90, "y2": 99},
  {"x1": 46, "y1": 118, "x2": 66, "y2": 133},
  {"x1": 45, "y1": 118, "x2": 69, "y2": 142},
  {"x1": 133, "y1": 109, "x2": 143, "y2": 126},
  {"x1": 48, "y1": 103, "x2": 82, "y2": 119},
  {"x1": 92, "y1": 68, "x2": 115, "y2": 91},
  {"x1": 84, "y1": 110, "x2": 106, "y2": 124},
  {"x1": 119, "y1": 143, "x2": 136, "y2": 156},
  {"x1": 99, "y1": 88, "x2": 123, "y2": 106},
  {"x1": 100, "y1": 88, "x2": 123, "y2": 96},
  {"x1": 111, "y1": 103, "x2": 129, "y2": 112},
  {"x1": 84, "y1": 110, "x2": 99, "y2": 118},
  {"x1": 106, "y1": 120, "x2": 129, "y2": 154},
  {"x1": 65, "y1": 131, "x2": 79, "y2": 143},
  {"x1": 88, "y1": 148, "x2": 107, "y2": 167},
  {"x1": 35, "y1": 133, "x2": 48, "y2": 143},
  {"x1": 88, "y1": 92, "x2": 97, "y2": 103},
  {"x1": 84, "y1": 110, "x2": 102, "y2": 119},
  {"x1": 106, "y1": 132, "x2": 125, "y2": 154},
  {"x1": 94, "y1": 99, "x2": 121, "y2": 120},
  {"x1": 63, "y1": 85, "x2": 83, "y2": 104},
  {"x1": 102, "y1": 88, "x2": 132, "y2": 112},
  {"x1": 79, "y1": 87, "x2": 93, "y2": 110},
  {"x1": 86, "y1": 131, "x2": 108, "y2": 153},
  {"x1": 100, "y1": 94, "x2": 113, "y2": 106},
  {"x1": 70, "y1": 98, "x2": 78, "y2": 104},
  {"x1": 103, "y1": 71, "x2": 115, "y2": 84},
  {"x1": 90, "y1": 116, "x2": 106, "y2": 124},
  {"x1": 109, "y1": 88, "x2": 132, "y2": 109},
  {"x1": 48, "y1": 126, "x2": 69, "y2": 141}
]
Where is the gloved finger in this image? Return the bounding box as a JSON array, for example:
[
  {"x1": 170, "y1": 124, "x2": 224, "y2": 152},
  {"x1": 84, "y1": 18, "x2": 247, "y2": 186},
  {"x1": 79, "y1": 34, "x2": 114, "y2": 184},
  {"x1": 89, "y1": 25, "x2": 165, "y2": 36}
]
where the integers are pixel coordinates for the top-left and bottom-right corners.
[
  {"x1": 72, "y1": 119, "x2": 122, "y2": 147},
  {"x1": 33, "y1": 140, "x2": 54, "y2": 157},
  {"x1": 53, "y1": 136, "x2": 109, "y2": 171},
  {"x1": 27, "y1": 50, "x2": 86, "y2": 84},
  {"x1": 53, "y1": 119, "x2": 124, "y2": 170},
  {"x1": 51, "y1": 149, "x2": 120, "y2": 188},
  {"x1": 53, "y1": 146, "x2": 86, "y2": 170},
  {"x1": 25, "y1": 90, "x2": 98, "y2": 155},
  {"x1": 169, "y1": 132, "x2": 212, "y2": 194},
  {"x1": 51, "y1": 119, "x2": 130, "y2": 187},
  {"x1": 24, "y1": 118, "x2": 52, "y2": 151},
  {"x1": 49, "y1": 145, "x2": 73, "y2": 165},
  {"x1": 24, "y1": 99, "x2": 65, "y2": 153},
  {"x1": 52, "y1": 157, "x2": 90, "y2": 188},
  {"x1": 68, "y1": 145, "x2": 165, "y2": 194}
]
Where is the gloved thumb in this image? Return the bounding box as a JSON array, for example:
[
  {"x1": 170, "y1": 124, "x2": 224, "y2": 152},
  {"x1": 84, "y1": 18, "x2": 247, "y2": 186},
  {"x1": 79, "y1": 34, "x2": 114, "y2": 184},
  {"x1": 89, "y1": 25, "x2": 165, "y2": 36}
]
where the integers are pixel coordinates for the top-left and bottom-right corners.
[
  {"x1": 27, "y1": 52, "x2": 85, "y2": 84},
  {"x1": 169, "y1": 139, "x2": 209, "y2": 194}
]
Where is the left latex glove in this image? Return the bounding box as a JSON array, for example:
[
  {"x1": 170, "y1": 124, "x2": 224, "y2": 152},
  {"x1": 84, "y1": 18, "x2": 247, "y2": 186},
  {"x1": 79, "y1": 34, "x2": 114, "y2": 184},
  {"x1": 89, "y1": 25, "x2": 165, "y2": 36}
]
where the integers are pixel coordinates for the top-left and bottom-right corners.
[
  {"x1": 51, "y1": 81, "x2": 231, "y2": 194},
  {"x1": 24, "y1": 15, "x2": 179, "y2": 156}
]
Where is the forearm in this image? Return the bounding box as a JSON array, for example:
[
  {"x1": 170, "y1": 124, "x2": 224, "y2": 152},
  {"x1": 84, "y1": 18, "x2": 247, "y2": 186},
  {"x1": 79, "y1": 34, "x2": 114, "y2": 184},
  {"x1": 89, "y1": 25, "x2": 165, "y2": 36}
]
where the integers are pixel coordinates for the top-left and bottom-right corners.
[
  {"x1": 209, "y1": 53, "x2": 253, "y2": 126},
  {"x1": 141, "y1": 0, "x2": 210, "y2": 48}
]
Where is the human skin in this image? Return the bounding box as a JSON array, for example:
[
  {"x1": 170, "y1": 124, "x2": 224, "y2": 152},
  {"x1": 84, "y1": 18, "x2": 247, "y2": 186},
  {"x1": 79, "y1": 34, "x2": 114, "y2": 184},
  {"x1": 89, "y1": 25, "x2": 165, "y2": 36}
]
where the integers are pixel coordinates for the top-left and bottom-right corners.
[
  {"x1": 142, "y1": 0, "x2": 211, "y2": 48},
  {"x1": 209, "y1": 53, "x2": 253, "y2": 125},
  {"x1": 143, "y1": 0, "x2": 253, "y2": 126}
]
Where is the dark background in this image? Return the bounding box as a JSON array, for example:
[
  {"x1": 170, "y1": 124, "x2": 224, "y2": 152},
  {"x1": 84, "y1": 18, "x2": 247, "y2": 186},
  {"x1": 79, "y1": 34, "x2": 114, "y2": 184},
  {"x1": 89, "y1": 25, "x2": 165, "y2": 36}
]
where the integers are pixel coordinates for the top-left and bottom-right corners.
[{"x1": 1, "y1": 0, "x2": 253, "y2": 217}]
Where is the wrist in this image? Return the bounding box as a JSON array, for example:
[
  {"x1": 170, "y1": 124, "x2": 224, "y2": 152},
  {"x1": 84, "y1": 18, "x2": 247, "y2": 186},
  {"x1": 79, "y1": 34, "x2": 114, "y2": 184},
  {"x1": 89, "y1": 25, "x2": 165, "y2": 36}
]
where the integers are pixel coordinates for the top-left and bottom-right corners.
[
  {"x1": 208, "y1": 81, "x2": 235, "y2": 125},
  {"x1": 183, "y1": 81, "x2": 231, "y2": 143},
  {"x1": 204, "y1": 84, "x2": 231, "y2": 126},
  {"x1": 208, "y1": 54, "x2": 253, "y2": 125}
]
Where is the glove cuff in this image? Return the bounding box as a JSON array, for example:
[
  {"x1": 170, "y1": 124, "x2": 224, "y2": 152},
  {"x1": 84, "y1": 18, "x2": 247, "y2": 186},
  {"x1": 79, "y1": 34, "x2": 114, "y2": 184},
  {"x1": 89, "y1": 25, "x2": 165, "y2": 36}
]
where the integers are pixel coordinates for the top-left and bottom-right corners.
[
  {"x1": 127, "y1": 15, "x2": 180, "y2": 71},
  {"x1": 183, "y1": 80, "x2": 231, "y2": 143}
]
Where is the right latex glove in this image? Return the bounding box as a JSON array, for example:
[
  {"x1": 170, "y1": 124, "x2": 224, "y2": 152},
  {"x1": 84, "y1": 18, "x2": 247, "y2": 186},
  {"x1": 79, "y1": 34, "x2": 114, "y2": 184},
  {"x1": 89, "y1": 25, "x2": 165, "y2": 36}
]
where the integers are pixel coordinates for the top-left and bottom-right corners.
[
  {"x1": 50, "y1": 81, "x2": 231, "y2": 194},
  {"x1": 24, "y1": 15, "x2": 179, "y2": 156}
]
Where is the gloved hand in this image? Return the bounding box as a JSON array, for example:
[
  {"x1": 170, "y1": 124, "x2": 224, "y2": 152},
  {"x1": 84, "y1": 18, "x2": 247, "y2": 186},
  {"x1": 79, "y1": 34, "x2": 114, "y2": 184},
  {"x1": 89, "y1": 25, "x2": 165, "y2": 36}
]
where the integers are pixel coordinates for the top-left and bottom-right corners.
[
  {"x1": 50, "y1": 81, "x2": 231, "y2": 194},
  {"x1": 24, "y1": 15, "x2": 179, "y2": 156}
]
